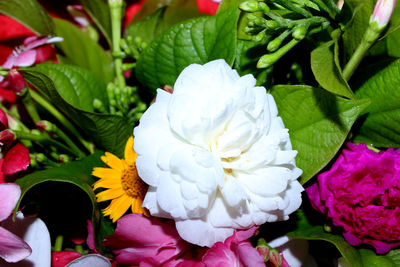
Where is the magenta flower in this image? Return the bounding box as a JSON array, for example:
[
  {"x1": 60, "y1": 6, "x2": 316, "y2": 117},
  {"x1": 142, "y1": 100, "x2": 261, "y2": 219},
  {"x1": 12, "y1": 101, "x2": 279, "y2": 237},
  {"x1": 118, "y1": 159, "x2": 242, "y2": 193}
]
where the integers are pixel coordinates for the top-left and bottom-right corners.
[
  {"x1": 306, "y1": 143, "x2": 400, "y2": 254},
  {"x1": 202, "y1": 227, "x2": 265, "y2": 267},
  {"x1": 0, "y1": 183, "x2": 31, "y2": 262},
  {"x1": 103, "y1": 214, "x2": 190, "y2": 266}
]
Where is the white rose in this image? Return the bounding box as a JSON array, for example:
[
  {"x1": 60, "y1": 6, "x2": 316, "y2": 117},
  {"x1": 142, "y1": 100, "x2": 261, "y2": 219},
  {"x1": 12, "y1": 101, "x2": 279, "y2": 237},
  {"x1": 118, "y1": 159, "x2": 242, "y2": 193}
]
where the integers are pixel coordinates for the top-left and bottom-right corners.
[{"x1": 134, "y1": 59, "x2": 303, "y2": 247}]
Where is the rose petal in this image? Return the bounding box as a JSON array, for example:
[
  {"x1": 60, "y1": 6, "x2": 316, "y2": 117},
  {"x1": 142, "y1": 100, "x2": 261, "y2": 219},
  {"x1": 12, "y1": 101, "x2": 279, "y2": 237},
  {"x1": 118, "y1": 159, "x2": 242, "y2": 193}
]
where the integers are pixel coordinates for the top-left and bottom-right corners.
[{"x1": 52, "y1": 251, "x2": 82, "y2": 267}]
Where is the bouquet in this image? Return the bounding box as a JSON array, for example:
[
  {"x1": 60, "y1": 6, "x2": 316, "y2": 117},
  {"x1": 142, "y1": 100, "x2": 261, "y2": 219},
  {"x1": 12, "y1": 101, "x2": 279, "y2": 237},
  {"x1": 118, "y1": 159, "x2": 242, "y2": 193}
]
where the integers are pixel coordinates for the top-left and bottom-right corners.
[{"x1": 0, "y1": 0, "x2": 399, "y2": 266}]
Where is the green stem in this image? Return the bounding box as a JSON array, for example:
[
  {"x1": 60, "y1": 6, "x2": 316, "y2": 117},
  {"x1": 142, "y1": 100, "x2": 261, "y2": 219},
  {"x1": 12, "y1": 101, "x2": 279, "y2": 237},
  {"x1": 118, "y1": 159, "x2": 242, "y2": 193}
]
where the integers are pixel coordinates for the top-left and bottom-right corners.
[
  {"x1": 29, "y1": 90, "x2": 94, "y2": 153},
  {"x1": 342, "y1": 27, "x2": 380, "y2": 81},
  {"x1": 258, "y1": 38, "x2": 301, "y2": 68},
  {"x1": 14, "y1": 130, "x2": 79, "y2": 157},
  {"x1": 53, "y1": 127, "x2": 86, "y2": 159},
  {"x1": 19, "y1": 89, "x2": 40, "y2": 122},
  {"x1": 272, "y1": 0, "x2": 313, "y2": 17},
  {"x1": 75, "y1": 244, "x2": 84, "y2": 254},
  {"x1": 109, "y1": 0, "x2": 126, "y2": 88},
  {"x1": 54, "y1": 235, "x2": 63, "y2": 251}
]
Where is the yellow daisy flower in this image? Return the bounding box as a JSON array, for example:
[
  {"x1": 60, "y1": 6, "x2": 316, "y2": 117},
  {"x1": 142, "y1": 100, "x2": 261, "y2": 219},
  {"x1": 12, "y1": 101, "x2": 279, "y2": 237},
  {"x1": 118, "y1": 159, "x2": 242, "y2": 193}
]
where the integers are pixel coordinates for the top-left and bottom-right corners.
[{"x1": 92, "y1": 136, "x2": 149, "y2": 222}]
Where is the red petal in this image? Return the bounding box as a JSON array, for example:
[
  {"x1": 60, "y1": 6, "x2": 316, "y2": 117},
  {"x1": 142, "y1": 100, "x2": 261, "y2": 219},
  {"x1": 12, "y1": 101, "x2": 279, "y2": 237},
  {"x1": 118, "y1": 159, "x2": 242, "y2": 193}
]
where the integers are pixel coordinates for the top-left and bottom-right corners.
[
  {"x1": 0, "y1": 107, "x2": 8, "y2": 129},
  {"x1": 7, "y1": 69, "x2": 26, "y2": 93},
  {"x1": 196, "y1": 0, "x2": 219, "y2": 15},
  {"x1": 3, "y1": 143, "x2": 30, "y2": 176},
  {"x1": 51, "y1": 251, "x2": 82, "y2": 267}
]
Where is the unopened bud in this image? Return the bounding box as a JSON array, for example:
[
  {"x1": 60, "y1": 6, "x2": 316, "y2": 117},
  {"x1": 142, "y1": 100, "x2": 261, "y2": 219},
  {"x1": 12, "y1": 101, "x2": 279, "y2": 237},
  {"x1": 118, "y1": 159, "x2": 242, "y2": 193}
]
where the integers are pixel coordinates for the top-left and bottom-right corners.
[
  {"x1": 292, "y1": 25, "x2": 308, "y2": 40},
  {"x1": 256, "y1": 238, "x2": 283, "y2": 266},
  {"x1": 267, "y1": 37, "x2": 283, "y2": 52},
  {"x1": 265, "y1": 20, "x2": 280, "y2": 30},
  {"x1": 0, "y1": 129, "x2": 16, "y2": 145},
  {"x1": 253, "y1": 30, "x2": 266, "y2": 42},
  {"x1": 239, "y1": 0, "x2": 260, "y2": 12},
  {"x1": 370, "y1": 0, "x2": 396, "y2": 29},
  {"x1": 8, "y1": 68, "x2": 26, "y2": 93},
  {"x1": 36, "y1": 121, "x2": 55, "y2": 132}
]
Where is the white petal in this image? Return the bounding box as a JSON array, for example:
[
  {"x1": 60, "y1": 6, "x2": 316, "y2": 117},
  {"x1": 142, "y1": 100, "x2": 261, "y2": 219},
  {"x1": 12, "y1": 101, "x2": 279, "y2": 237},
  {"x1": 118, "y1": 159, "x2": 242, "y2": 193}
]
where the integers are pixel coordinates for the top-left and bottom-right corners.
[
  {"x1": 66, "y1": 254, "x2": 111, "y2": 267},
  {"x1": 156, "y1": 174, "x2": 187, "y2": 219},
  {"x1": 220, "y1": 176, "x2": 248, "y2": 207},
  {"x1": 175, "y1": 218, "x2": 233, "y2": 247},
  {"x1": 142, "y1": 187, "x2": 171, "y2": 219}
]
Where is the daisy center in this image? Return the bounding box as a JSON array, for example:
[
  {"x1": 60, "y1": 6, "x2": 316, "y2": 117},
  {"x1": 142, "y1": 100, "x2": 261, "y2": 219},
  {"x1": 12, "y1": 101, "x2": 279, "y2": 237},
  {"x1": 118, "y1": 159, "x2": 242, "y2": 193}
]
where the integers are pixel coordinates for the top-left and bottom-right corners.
[{"x1": 120, "y1": 164, "x2": 148, "y2": 198}]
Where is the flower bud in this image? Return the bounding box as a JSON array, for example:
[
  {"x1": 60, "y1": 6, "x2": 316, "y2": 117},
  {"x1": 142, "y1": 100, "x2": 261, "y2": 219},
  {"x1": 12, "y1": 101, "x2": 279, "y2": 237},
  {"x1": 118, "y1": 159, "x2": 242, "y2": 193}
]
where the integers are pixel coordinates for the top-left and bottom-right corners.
[
  {"x1": 267, "y1": 37, "x2": 283, "y2": 52},
  {"x1": 239, "y1": 0, "x2": 260, "y2": 12},
  {"x1": 256, "y1": 238, "x2": 284, "y2": 266},
  {"x1": 370, "y1": 0, "x2": 396, "y2": 29},
  {"x1": 292, "y1": 25, "x2": 308, "y2": 40},
  {"x1": 7, "y1": 68, "x2": 26, "y2": 93},
  {"x1": 0, "y1": 129, "x2": 16, "y2": 145}
]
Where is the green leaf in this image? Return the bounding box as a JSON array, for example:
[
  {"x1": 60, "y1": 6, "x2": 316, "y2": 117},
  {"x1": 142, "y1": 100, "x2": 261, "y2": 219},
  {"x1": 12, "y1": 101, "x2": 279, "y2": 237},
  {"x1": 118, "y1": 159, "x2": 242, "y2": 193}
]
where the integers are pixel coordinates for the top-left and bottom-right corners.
[
  {"x1": 53, "y1": 18, "x2": 114, "y2": 84},
  {"x1": 14, "y1": 152, "x2": 110, "y2": 252},
  {"x1": 271, "y1": 85, "x2": 370, "y2": 184},
  {"x1": 311, "y1": 39, "x2": 355, "y2": 99},
  {"x1": 342, "y1": 0, "x2": 374, "y2": 60},
  {"x1": 80, "y1": 0, "x2": 112, "y2": 46},
  {"x1": 289, "y1": 211, "x2": 400, "y2": 266},
  {"x1": 0, "y1": 0, "x2": 54, "y2": 35},
  {"x1": 135, "y1": 7, "x2": 240, "y2": 92},
  {"x1": 20, "y1": 64, "x2": 132, "y2": 157},
  {"x1": 353, "y1": 59, "x2": 400, "y2": 148},
  {"x1": 288, "y1": 210, "x2": 363, "y2": 267}
]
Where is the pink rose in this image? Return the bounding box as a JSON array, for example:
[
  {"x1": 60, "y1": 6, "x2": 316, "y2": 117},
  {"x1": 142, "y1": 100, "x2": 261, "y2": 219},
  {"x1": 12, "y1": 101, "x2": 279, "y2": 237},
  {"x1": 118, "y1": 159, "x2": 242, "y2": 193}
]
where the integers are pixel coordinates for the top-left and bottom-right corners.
[{"x1": 306, "y1": 143, "x2": 400, "y2": 254}]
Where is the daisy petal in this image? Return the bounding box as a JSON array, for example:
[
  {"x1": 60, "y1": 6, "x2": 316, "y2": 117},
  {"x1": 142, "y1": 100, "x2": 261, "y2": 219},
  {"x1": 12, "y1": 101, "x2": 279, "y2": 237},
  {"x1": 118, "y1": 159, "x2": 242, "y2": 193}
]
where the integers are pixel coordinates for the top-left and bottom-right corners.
[
  {"x1": 101, "y1": 153, "x2": 124, "y2": 171},
  {"x1": 92, "y1": 168, "x2": 121, "y2": 180},
  {"x1": 124, "y1": 136, "x2": 137, "y2": 165},
  {"x1": 96, "y1": 188, "x2": 124, "y2": 202}
]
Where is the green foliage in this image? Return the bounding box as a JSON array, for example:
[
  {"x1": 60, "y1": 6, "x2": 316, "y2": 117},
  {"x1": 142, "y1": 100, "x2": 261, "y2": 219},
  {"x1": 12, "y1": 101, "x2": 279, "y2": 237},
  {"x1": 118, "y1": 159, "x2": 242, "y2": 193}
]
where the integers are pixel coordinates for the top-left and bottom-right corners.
[
  {"x1": 311, "y1": 33, "x2": 355, "y2": 99},
  {"x1": 289, "y1": 210, "x2": 400, "y2": 266},
  {"x1": 135, "y1": 7, "x2": 240, "y2": 92},
  {"x1": 0, "y1": 0, "x2": 54, "y2": 35},
  {"x1": 125, "y1": 0, "x2": 202, "y2": 57},
  {"x1": 271, "y1": 85, "x2": 370, "y2": 184},
  {"x1": 14, "y1": 152, "x2": 113, "y2": 253},
  {"x1": 353, "y1": 59, "x2": 400, "y2": 148},
  {"x1": 21, "y1": 64, "x2": 132, "y2": 157},
  {"x1": 53, "y1": 18, "x2": 114, "y2": 84},
  {"x1": 80, "y1": 0, "x2": 112, "y2": 46}
]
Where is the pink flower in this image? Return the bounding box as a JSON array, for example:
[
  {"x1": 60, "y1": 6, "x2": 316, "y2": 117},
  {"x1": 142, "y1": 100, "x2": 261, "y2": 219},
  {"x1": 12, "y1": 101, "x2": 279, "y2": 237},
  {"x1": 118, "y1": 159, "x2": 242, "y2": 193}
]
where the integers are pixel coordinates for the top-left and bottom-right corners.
[
  {"x1": 0, "y1": 183, "x2": 31, "y2": 262},
  {"x1": 202, "y1": 227, "x2": 265, "y2": 267},
  {"x1": 1, "y1": 35, "x2": 63, "y2": 72},
  {"x1": 370, "y1": 0, "x2": 396, "y2": 28},
  {"x1": 103, "y1": 214, "x2": 190, "y2": 266},
  {"x1": 306, "y1": 143, "x2": 400, "y2": 254},
  {"x1": 196, "y1": 0, "x2": 220, "y2": 15}
]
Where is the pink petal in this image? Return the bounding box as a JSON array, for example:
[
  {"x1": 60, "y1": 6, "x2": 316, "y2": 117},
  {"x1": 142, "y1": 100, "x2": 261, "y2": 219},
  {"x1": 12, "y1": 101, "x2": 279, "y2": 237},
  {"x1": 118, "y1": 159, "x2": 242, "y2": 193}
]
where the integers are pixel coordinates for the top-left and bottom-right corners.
[
  {"x1": 236, "y1": 241, "x2": 265, "y2": 267},
  {"x1": 202, "y1": 242, "x2": 237, "y2": 266},
  {"x1": 3, "y1": 143, "x2": 30, "y2": 176},
  {"x1": 2, "y1": 54, "x2": 16, "y2": 69},
  {"x1": 236, "y1": 226, "x2": 258, "y2": 242},
  {"x1": 0, "y1": 183, "x2": 20, "y2": 221},
  {"x1": 14, "y1": 50, "x2": 36, "y2": 67},
  {"x1": 0, "y1": 87, "x2": 17, "y2": 103},
  {"x1": 0, "y1": 107, "x2": 8, "y2": 129},
  {"x1": 196, "y1": 0, "x2": 219, "y2": 14},
  {"x1": 0, "y1": 226, "x2": 31, "y2": 262},
  {"x1": 24, "y1": 36, "x2": 63, "y2": 50},
  {"x1": 86, "y1": 220, "x2": 97, "y2": 252},
  {"x1": 103, "y1": 214, "x2": 181, "y2": 247},
  {"x1": 0, "y1": 159, "x2": 4, "y2": 184}
]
